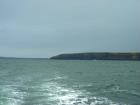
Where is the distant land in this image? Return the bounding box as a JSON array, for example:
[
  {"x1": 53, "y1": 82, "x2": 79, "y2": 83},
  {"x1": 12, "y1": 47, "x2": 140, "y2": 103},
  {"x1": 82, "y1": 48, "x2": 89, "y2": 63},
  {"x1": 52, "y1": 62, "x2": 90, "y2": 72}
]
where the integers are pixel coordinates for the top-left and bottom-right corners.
[
  {"x1": 0, "y1": 57, "x2": 18, "y2": 59},
  {"x1": 0, "y1": 57, "x2": 48, "y2": 59},
  {"x1": 50, "y1": 52, "x2": 140, "y2": 60}
]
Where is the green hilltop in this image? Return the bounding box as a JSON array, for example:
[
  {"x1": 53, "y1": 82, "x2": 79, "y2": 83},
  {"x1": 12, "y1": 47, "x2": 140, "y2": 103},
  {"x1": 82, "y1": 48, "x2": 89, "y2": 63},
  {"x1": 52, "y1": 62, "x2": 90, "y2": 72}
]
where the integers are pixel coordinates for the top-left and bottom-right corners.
[{"x1": 50, "y1": 52, "x2": 140, "y2": 60}]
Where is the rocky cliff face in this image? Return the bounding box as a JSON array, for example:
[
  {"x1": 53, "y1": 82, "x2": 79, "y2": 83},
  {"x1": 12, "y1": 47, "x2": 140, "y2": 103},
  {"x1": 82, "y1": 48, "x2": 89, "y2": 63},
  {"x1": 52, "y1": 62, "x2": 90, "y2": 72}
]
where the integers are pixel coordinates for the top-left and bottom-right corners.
[{"x1": 50, "y1": 52, "x2": 140, "y2": 60}]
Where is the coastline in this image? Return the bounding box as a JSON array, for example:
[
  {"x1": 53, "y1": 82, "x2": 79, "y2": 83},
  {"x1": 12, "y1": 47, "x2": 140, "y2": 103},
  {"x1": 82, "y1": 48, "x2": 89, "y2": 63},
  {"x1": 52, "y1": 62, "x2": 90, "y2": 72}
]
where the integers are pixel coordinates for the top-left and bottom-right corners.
[{"x1": 50, "y1": 52, "x2": 140, "y2": 60}]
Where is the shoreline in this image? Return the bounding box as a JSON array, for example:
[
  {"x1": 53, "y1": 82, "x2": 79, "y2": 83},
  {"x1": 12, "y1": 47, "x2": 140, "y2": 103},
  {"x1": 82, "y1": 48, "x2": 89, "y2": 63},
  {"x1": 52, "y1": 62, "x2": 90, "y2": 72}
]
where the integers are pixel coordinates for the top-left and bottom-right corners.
[{"x1": 50, "y1": 52, "x2": 140, "y2": 60}]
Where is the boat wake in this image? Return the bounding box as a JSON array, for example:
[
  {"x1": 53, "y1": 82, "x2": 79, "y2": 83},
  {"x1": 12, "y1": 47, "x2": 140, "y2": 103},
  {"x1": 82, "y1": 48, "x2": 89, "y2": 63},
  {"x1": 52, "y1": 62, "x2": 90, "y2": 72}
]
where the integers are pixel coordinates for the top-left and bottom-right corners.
[
  {"x1": 39, "y1": 73, "x2": 127, "y2": 105},
  {"x1": 0, "y1": 73, "x2": 128, "y2": 105}
]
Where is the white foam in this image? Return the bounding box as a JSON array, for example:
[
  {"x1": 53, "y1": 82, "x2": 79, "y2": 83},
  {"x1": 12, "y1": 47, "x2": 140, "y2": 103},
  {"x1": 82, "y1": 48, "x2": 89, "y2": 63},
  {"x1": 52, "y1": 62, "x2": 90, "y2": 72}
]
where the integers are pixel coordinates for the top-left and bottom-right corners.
[
  {"x1": 0, "y1": 85, "x2": 26, "y2": 105},
  {"x1": 39, "y1": 75, "x2": 128, "y2": 105},
  {"x1": 0, "y1": 72, "x2": 128, "y2": 105}
]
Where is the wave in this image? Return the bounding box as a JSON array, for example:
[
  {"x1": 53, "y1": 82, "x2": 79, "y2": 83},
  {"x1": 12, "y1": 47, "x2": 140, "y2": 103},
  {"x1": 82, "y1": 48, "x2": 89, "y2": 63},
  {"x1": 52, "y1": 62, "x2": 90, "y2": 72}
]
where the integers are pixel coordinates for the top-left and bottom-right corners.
[
  {"x1": 0, "y1": 74, "x2": 129, "y2": 105},
  {"x1": 0, "y1": 85, "x2": 26, "y2": 105},
  {"x1": 101, "y1": 84, "x2": 140, "y2": 98},
  {"x1": 38, "y1": 74, "x2": 128, "y2": 105},
  {"x1": 78, "y1": 83, "x2": 140, "y2": 98}
]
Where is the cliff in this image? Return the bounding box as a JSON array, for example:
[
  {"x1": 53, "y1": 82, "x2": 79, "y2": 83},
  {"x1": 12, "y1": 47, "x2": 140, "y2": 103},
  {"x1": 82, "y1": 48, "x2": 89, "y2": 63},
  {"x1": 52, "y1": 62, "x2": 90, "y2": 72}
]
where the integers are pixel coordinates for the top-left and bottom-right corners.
[{"x1": 50, "y1": 52, "x2": 140, "y2": 60}]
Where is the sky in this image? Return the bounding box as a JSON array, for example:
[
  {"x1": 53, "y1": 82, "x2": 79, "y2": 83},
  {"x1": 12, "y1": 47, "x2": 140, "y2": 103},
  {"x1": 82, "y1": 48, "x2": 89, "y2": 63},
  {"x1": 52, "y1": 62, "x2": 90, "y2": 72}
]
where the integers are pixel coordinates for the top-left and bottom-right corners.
[{"x1": 0, "y1": 0, "x2": 140, "y2": 58}]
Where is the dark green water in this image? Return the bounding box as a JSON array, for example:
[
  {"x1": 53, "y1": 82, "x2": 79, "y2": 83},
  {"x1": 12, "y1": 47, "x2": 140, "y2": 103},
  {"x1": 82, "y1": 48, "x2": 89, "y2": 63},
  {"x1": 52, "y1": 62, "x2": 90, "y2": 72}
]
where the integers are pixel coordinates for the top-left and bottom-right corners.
[{"x1": 0, "y1": 59, "x2": 140, "y2": 105}]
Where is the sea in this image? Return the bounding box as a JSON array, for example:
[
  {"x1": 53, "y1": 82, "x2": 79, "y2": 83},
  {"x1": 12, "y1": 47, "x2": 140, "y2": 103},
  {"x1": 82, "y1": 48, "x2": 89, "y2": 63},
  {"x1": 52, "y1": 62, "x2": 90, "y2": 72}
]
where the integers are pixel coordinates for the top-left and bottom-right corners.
[{"x1": 0, "y1": 58, "x2": 140, "y2": 105}]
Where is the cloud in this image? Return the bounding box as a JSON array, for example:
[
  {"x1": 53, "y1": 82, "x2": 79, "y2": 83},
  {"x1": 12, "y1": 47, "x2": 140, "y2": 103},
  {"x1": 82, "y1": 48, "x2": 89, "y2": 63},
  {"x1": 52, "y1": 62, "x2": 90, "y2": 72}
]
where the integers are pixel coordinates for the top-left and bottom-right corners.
[{"x1": 0, "y1": 0, "x2": 140, "y2": 57}]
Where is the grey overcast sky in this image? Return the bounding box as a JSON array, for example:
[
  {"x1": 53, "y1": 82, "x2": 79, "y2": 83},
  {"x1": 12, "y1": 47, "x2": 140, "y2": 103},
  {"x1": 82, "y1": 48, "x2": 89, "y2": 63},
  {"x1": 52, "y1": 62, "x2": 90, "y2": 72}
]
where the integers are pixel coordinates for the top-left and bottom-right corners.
[{"x1": 0, "y1": 0, "x2": 140, "y2": 58}]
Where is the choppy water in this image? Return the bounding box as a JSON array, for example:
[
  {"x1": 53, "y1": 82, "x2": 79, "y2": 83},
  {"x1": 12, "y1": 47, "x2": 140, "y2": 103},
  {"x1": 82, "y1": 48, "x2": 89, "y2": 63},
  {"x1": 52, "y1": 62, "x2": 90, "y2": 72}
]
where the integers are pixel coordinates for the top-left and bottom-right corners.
[{"x1": 0, "y1": 59, "x2": 140, "y2": 105}]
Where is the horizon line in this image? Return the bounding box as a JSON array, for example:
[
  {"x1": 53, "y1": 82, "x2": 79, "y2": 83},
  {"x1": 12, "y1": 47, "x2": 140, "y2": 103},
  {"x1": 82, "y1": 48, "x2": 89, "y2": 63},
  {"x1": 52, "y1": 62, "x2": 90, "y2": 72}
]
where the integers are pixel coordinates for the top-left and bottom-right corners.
[{"x1": 1, "y1": 51, "x2": 140, "y2": 59}]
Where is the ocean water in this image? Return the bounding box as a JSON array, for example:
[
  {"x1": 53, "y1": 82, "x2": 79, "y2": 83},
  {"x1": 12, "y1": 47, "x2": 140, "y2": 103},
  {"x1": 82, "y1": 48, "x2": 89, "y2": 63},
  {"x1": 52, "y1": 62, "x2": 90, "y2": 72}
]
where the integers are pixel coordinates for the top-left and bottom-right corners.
[{"x1": 0, "y1": 59, "x2": 140, "y2": 105}]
